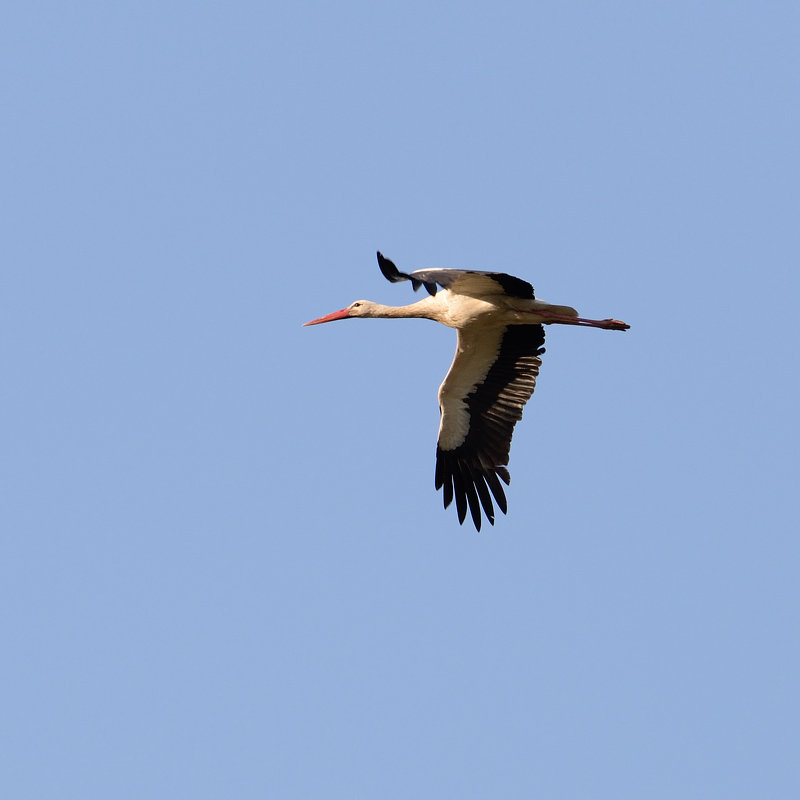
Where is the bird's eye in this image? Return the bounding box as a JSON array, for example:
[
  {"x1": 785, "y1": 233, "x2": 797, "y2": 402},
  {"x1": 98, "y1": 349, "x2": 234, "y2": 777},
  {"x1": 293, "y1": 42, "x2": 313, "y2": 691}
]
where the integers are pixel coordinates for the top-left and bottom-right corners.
[{"x1": 352, "y1": 302, "x2": 361, "y2": 308}]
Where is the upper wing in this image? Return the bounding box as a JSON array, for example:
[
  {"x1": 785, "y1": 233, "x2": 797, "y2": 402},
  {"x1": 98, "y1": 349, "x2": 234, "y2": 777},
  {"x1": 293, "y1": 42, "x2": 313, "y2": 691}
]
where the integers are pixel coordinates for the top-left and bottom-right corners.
[
  {"x1": 377, "y1": 251, "x2": 535, "y2": 300},
  {"x1": 434, "y1": 324, "x2": 546, "y2": 530}
]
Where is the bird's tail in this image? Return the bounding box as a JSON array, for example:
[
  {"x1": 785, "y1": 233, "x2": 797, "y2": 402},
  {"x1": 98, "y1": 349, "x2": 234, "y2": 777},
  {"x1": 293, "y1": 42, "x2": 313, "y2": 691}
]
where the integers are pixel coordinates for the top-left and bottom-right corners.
[{"x1": 531, "y1": 300, "x2": 579, "y2": 317}]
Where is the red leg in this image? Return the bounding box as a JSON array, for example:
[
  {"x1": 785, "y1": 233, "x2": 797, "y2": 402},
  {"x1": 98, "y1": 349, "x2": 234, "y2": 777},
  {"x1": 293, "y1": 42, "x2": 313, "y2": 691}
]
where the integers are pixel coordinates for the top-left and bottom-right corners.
[{"x1": 546, "y1": 314, "x2": 630, "y2": 331}]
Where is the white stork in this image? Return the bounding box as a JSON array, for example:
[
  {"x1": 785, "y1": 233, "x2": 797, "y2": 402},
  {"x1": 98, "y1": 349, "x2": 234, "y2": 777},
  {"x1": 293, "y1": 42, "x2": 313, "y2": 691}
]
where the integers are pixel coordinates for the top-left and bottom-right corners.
[{"x1": 304, "y1": 252, "x2": 630, "y2": 531}]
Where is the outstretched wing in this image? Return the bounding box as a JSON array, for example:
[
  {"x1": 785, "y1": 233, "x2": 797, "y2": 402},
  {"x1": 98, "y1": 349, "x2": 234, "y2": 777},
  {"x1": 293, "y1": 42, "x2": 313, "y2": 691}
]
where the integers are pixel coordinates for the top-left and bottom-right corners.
[
  {"x1": 434, "y1": 324, "x2": 546, "y2": 530},
  {"x1": 377, "y1": 251, "x2": 535, "y2": 300}
]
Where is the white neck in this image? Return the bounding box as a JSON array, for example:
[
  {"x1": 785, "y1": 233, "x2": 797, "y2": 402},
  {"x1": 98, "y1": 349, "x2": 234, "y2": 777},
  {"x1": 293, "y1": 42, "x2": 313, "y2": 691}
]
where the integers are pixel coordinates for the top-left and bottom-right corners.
[{"x1": 364, "y1": 295, "x2": 443, "y2": 321}]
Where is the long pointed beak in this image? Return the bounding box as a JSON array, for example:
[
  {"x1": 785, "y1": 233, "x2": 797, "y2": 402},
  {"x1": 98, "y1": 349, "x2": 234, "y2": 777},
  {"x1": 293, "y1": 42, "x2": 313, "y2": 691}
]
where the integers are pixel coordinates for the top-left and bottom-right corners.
[{"x1": 303, "y1": 307, "x2": 351, "y2": 326}]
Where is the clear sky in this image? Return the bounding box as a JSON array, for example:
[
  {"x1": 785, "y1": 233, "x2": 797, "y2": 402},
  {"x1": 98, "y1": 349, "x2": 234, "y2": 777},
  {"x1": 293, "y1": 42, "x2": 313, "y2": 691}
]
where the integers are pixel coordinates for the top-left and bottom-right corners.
[{"x1": 3, "y1": 1, "x2": 799, "y2": 797}]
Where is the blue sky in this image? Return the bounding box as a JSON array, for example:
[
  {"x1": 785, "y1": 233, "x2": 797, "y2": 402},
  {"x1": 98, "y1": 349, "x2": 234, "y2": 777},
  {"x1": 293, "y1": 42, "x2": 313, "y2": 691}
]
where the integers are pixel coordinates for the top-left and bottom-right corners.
[{"x1": 3, "y1": 1, "x2": 799, "y2": 797}]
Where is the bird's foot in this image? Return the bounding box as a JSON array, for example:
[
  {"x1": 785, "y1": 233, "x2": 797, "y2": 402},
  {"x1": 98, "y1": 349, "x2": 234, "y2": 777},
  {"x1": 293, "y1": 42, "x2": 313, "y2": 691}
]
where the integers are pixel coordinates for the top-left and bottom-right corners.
[{"x1": 602, "y1": 319, "x2": 630, "y2": 331}]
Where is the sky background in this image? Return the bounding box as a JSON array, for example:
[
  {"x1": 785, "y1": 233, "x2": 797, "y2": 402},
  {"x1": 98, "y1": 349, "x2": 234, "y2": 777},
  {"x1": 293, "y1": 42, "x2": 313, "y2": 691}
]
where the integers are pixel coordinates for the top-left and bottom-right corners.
[{"x1": 2, "y1": 1, "x2": 799, "y2": 797}]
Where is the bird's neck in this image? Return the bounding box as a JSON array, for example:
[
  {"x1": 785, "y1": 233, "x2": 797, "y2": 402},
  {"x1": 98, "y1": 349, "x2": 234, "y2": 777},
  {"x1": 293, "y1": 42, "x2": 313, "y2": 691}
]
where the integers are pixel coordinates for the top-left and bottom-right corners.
[{"x1": 369, "y1": 295, "x2": 442, "y2": 321}]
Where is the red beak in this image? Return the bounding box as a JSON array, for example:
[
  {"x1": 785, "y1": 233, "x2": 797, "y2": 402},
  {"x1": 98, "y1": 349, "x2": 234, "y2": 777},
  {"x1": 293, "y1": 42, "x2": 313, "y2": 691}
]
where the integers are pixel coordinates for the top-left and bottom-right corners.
[{"x1": 303, "y1": 307, "x2": 352, "y2": 326}]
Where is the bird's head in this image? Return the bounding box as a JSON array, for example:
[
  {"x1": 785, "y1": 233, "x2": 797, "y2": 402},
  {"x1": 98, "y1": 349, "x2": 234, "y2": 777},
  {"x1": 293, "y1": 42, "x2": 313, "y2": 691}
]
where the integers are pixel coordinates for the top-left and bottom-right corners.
[{"x1": 303, "y1": 300, "x2": 376, "y2": 326}]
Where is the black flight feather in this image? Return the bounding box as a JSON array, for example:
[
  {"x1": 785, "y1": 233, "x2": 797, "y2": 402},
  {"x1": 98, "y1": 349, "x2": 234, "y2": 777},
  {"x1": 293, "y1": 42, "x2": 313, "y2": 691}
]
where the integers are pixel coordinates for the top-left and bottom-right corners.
[{"x1": 435, "y1": 325, "x2": 545, "y2": 530}]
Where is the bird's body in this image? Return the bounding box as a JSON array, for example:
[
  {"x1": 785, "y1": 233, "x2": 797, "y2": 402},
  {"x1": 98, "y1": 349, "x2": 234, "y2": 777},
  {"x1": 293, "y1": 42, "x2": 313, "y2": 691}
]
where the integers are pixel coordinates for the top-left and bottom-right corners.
[
  {"x1": 304, "y1": 252, "x2": 630, "y2": 531},
  {"x1": 342, "y1": 293, "x2": 580, "y2": 329}
]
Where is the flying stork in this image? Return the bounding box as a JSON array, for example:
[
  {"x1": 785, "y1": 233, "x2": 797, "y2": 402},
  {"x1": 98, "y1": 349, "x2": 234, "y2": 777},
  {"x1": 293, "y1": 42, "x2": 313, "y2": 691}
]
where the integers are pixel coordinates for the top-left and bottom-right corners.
[{"x1": 304, "y1": 252, "x2": 630, "y2": 531}]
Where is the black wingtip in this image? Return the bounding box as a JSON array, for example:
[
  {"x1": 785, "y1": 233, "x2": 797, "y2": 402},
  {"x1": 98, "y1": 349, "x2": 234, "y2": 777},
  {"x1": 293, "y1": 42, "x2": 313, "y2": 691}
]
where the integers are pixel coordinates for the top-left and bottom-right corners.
[
  {"x1": 377, "y1": 251, "x2": 403, "y2": 283},
  {"x1": 436, "y1": 449, "x2": 508, "y2": 531},
  {"x1": 377, "y1": 252, "x2": 439, "y2": 295}
]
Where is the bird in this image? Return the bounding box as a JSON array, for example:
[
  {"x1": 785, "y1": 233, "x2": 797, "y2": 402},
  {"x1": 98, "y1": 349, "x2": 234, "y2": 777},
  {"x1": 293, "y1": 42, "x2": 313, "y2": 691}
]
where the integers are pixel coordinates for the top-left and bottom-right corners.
[{"x1": 304, "y1": 252, "x2": 630, "y2": 531}]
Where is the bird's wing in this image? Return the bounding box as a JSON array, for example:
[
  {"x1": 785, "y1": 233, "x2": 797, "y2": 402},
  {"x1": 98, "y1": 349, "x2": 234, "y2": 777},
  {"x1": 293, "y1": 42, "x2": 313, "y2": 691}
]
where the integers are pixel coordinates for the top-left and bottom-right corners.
[
  {"x1": 435, "y1": 324, "x2": 545, "y2": 530},
  {"x1": 377, "y1": 252, "x2": 534, "y2": 300}
]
